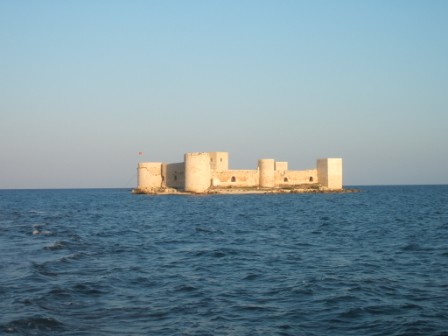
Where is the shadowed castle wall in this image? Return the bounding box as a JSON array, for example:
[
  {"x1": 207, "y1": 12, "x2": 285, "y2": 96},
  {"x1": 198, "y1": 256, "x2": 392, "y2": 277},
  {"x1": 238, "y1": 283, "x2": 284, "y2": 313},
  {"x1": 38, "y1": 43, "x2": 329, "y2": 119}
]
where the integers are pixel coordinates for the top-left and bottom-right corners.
[{"x1": 162, "y1": 162, "x2": 185, "y2": 189}]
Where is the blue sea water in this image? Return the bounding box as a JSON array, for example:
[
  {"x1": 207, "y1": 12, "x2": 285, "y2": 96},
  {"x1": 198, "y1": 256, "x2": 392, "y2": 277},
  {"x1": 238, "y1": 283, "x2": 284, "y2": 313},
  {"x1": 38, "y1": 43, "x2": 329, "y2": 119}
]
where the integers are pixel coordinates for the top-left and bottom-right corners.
[{"x1": 0, "y1": 186, "x2": 447, "y2": 335}]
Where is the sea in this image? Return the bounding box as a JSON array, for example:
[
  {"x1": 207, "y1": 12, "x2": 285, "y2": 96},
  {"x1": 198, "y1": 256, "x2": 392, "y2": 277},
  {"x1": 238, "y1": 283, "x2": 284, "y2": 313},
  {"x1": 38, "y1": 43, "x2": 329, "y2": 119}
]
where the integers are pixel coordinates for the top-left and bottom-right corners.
[{"x1": 0, "y1": 185, "x2": 447, "y2": 336}]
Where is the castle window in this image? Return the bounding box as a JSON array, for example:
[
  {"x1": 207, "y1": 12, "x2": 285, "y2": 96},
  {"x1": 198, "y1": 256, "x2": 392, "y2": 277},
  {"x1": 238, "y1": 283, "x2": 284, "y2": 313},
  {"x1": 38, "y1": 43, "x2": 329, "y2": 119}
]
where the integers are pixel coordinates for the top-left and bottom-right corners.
[
  {"x1": 284, "y1": 177, "x2": 288, "y2": 182},
  {"x1": 211, "y1": 158, "x2": 213, "y2": 162},
  {"x1": 231, "y1": 176, "x2": 236, "y2": 182},
  {"x1": 309, "y1": 176, "x2": 313, "y2": 182},
  {"x1": 220, "y1": 158, "x2": 223, "y2": 162},
  {"x1": 174, "y1": 175, "x2": 177, "y2": 181}
]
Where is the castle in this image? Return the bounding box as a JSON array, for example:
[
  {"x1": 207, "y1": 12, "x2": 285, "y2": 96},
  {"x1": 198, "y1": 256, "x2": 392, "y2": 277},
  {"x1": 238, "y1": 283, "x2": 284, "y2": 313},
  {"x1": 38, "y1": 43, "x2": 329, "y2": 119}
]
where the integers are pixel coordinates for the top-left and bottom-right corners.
[{"x1": 136, "y1": 152, "x2": 342, "y2": 194}]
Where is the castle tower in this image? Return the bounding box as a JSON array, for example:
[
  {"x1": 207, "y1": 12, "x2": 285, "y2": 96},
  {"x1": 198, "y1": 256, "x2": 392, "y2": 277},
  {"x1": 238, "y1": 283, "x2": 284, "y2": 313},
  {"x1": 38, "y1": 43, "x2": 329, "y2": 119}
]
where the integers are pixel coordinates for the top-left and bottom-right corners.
[
  {"x1": 137, "y1": 162, "x2": 162, "y2": 190},
  {"x1": 208, "y1": 152, "x2": 229, "y2": 172},
  {"x1": 258, "y1": 159, "x2": 275, "y2": 188},
  {"x1": 317, "y1": 158, "x2": 343, "y2": 189},
  {"x1": 184, "y1": 152, "x2": 211, "y2": 193}
]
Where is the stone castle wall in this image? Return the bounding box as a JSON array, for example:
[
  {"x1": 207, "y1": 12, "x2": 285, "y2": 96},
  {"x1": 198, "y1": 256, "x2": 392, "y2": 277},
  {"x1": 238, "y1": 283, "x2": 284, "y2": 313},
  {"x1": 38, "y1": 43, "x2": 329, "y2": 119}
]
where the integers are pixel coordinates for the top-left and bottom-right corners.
[
  {"x1": 212, "y1": 170, "x2": 259, "y2": 188},
  {"x1": 162, "y1": 162, "x2": 185, "y2": 189},
  {"x1": 137, "y1": 152, "x2": 343, "y2": 192},
  {"x1": 137, "y1": 162, "x2": 162, "y2": 191},
  {"x1": 185, "y1": 153, "x2": 211, "y2": 193},
  {"x1": 275, "y1": 169, "x2": 318, "y2": 186},
  {"x1": 317, "y1": 158, "x2": 343, "y2": 189},
  {"x1": 209, "y1": 152, "x2": 229, "y2": 172}
]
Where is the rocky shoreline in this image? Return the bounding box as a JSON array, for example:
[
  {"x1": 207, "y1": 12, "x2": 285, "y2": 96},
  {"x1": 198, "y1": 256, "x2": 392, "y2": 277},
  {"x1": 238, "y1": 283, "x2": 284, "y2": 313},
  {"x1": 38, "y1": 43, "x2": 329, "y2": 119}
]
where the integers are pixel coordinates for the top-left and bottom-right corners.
[{"x1": 132, "y1": 184, "x2": 360, "y2": 195}]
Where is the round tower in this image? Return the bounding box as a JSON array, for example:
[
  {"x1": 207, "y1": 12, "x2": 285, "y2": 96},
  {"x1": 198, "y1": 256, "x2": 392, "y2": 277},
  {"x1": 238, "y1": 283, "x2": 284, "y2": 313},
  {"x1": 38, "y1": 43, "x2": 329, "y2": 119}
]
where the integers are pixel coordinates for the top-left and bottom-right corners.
[
  {"x1": 137, "y1": 162, "x2": 162, "y2": 191},
  {"x1": 258, "y1": 159, "x2": 275, "y2": 188},
  {"x1": 184, "y1": 152, "x2": 211, "y2": 193}
]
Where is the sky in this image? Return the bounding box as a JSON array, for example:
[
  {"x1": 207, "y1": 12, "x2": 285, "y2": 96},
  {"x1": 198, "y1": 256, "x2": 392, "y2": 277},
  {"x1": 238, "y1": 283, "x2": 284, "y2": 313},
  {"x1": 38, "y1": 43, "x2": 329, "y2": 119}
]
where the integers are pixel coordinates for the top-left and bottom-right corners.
[{"x1": 1, "y1": 0, "x2": 447, "y2": 188}]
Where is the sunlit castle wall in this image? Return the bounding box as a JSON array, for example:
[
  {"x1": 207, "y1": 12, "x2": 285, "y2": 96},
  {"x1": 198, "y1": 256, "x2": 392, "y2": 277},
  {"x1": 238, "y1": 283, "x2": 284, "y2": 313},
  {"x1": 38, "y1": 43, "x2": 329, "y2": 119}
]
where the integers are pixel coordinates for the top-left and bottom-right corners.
[
  {"x1": 258, "y1": 159, "x2": 275, "y2": 188},
  {"x1": 273, "y1": 161, "x2": 318, "y2": 186},
  {"x1": 274, "y1": 161, "x2": 287, "y2": 185},
  {"x1": 209, "y1": 152, "x2": 229, "y2": 172},
  {"x1": 137, "y1": 162, "x2": 162, "y2": 190},
  {"x1": 184, "y1": 152, "x2": 212, "y2": 193},
  {"x1": 212, "y1": 170, "x2": 259, "y2": 188},
  {"x1": 279, "y1": 169, "x2": 318, "y2": 185},
  {"x1": 317, "y1": 158, "x2": 343, "y2": 189},
  {"x1": 275, "y1": 162, "x2": 288, "y2": 173}
]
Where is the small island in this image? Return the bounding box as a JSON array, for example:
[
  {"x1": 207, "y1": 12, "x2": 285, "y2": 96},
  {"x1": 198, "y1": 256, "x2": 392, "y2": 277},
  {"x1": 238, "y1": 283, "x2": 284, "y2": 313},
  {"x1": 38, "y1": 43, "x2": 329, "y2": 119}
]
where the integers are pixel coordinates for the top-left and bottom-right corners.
[{"x1": 133, "y1": 152, "x2": 356, "y2": 195}]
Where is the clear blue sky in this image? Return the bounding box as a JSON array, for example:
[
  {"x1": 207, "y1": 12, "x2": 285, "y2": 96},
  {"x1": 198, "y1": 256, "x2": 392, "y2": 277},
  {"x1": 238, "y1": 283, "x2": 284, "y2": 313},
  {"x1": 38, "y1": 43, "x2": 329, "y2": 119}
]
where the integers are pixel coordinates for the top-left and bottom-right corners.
[{"x1": 1, "y1": 0, "x2": 447, "y2": 188}]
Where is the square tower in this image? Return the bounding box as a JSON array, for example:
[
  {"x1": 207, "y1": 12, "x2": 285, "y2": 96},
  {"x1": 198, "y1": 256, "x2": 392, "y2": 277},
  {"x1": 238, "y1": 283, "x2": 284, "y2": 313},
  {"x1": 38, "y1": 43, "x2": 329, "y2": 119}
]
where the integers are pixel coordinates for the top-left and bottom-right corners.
[
  {"x1": 275, "y1": 161, "x2": 288, "y2": 173},
  {"x1": 317, "y1": 158, "x2": 343, "y2": 189},
  {"x1": 137, "y1": 162, "x2": 162, "y2": 190},
  {"x1": 209, "y1": 152, "x2": 229, "y2": 172}
]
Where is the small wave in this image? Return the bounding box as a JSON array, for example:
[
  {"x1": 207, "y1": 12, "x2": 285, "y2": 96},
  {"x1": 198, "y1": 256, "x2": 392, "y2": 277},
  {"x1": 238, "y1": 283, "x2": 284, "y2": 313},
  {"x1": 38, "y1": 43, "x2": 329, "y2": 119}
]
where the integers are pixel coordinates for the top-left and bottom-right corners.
[
  {"x1": 32, "y1": 262, "x2": 58, "y2": 277},
  {"x1": 59, "y1": 252, "x2": 86, "y2": 262},
  {"x1": 243, "y1": 273, "x2": 260, "y2": 281},
  {"x1": 31, "y1": 223, "x2": 53, "y2": 235},
  {"x1": 400, "y1": 302, "x2": 423, "y2": 310},
  {"x1": 195, "y1": 226, "x2": 212, "y2": 233},
  {"x1": 322, "y1": 294, "x2": 359, "y2": 306},
  {"x1": 195, "y1": 226, "x2": 225, "y2": 235},
  {"x1": 192, "y1": 248, "x2": 239, "y2": 258},
  {"x1": 174, "y1": 284, "x2": 198, "y2": 292},
  {"x1": 2, "y1": 315, "x2": 65, "y2": 333},
  {"x1": 129, "y1": 276, "x2": 157, "y2": 287},
  {"x1": 71, "y1": 282, "x2": 107, "y2": 296},
  {"x1": 294, "y1": 242, "x2": 314, "y2": 247},
  {"x1": 364, "y1": 304, "x2": 400, "y2": 315},
  {"x1": 440, "y1": 250, "x2": 448, "y2": 257},
  {"x1": 400, "y1": 243, "x2": 433, "y2": 252},
  {"x1": 234, "y1": 304, "x2": 275, "y2": 312},
  {"x1": 147, "y1": 309, "x2": 169, "y2": 319},
  {"x1": 32, "y1": 229, "x2": 52, "y2": 235},
  {"x1": 44, "y1": 241, "x2": 67, "y2": 251},
  {"x1": 291, "y1": 287, "x2": 314, "y2": 296},
  {"x1": 47, "y1": 287, "x2": 72, "y2": 298},
  {"x1": 212, "y1": 251, "x2": 226, "y2": 258},
  {"x1": 339, "y1": 307, "x2": 365, "y2": 319}
]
